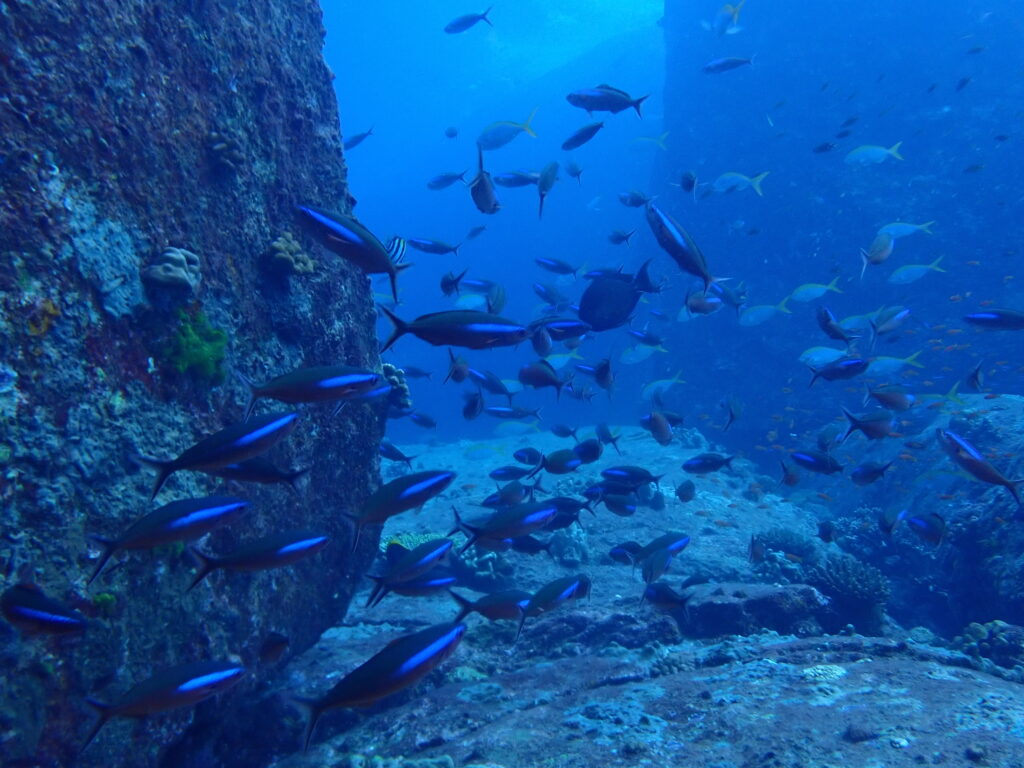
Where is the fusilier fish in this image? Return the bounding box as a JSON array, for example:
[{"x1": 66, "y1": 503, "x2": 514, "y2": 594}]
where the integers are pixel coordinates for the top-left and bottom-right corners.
[
  {"x1": 293, "y1": 623, "x2": 466, "y2": 750},
  {"x1": 561, "y1": 122, "x2": 603, "y2": 151},
  {"x1": 240, "y1": 365, "x2": 381, "y2": 419},
  {"x1": 646, "y1": 203, "x2": 714, "y2": 289},
  {"x1": 566, "y1": 84, "x2": 648, "y2": 117},
  {"x1": 2, "y1": 584, "x2": 87, "y2": 635},
  {"x1": 469, "y1": 146, "x2": 501, "y2": 214},
  {"x1": 187, "y1": 530, "x2": 330, "y2": 590},
  {"x1": 379, "y1": 307, "x2": 530, "y2": 352},
  {"x1": 347, "y1": 470, "x2": 457, "y2": 549}
]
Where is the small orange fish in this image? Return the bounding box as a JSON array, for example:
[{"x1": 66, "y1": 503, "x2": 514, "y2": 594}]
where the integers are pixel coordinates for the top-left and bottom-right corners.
[
  {"x1": 949, "y1": 295, "x2": 963, "y2": 302},
  {"x1": 968, "y1": 261, "x2": 981, "y2": 267},
  {"x1": 784, "y1": 553, "x2": 804, "y2": 563},
  {"x1": 817, "y1": 493, "x2": 832, "y2": 502},
  {"x1": 985, "y1": 393, "x2": 1000, "y2": 399}
]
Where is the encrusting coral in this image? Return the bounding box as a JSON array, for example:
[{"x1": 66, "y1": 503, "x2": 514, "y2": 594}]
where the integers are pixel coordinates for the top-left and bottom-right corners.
[
  {"x1": 142, "y1": 247, "x2": 202, "y2": 295},
  {"x1": 270, "y1": 232, "x2": 316, "y2": 275}
]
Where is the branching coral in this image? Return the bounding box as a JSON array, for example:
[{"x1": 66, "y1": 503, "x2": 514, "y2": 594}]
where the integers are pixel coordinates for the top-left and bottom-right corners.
[
  {"x1": 383, "y1": 363, "x2": 412, "y2": 414},
  {"x1": 808, "y1": 554, "x2": 890, "y2": 633},
  {"x1": 164, "y1": 310, "x2": 227, "y2": 383},
  {"x1": 269, "y1": 231, "x2": 315, "y2": 275}
]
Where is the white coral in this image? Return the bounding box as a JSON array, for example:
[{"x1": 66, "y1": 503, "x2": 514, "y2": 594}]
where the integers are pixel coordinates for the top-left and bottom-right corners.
[{"x1": 142, "y1": 247, "x2": 201, "y2": 292}]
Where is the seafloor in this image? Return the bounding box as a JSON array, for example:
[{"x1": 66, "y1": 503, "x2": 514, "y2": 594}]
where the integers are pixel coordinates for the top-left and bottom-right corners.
[{"x1": 259, "y1": 420, "x2": 1024, "y2": 768}]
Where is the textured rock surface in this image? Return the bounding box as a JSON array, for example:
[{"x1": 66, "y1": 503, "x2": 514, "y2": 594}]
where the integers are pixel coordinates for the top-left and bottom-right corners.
[
  {"x1": 0, "y1": 2, "x2": 382, "y2": 766},
  {"x1": 681, "y1": 582, "x2": 829, "y2": 638}
]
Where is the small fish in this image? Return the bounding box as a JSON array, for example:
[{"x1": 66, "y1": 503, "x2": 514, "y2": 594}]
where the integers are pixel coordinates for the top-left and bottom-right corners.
[
  {"x1": 850, "y1": 460, "x2": 893, "y2": 486},
  {"x1": 188, "y1": 531, "x2": 330, "y2": 591},
  {"x1": 212, "y1": 457, "x2": 308, "y2": 493},
  {"x1": 239, "y1": 366, "x2": 380, "y2": 420},
  {"x1": 712, "y1": 171, "x2": 769, "y2": 196},
  {"x1": 845, "y1": 142, "x2": 904, "y2": 165},
  {"x1": 596, "y1": 423, "x2": 621, "y2": 455},
  {"x1": 955, "y1": 76, "x2": 971, "y2": 92},
  {"x1": 866, "y1": 384, "x2": 915, "y2": 411},
  {"x1": 841, "y1": 408, "x2": 894, "y2": 441},
  {"x1": 561, "y1": 122, "x2": 604, "y2": 151},
  {"x1": 778, "y1": 460, "x2": 799, "y2": 487},
  {"x1": 347, "y1": 470, "x2": 456, "y2": 550},
  {"x1": 83, "y1": 661, "x2": 247, "y2": 750},
  {"x1": 450, "y1": 589, "x2": 530, "y2": 622},
  {"x1": 444, "y1": 126, "x2": 459, "y2": 139},
  {"x1": 675, "y1": 479, "x2": 696, "y2": 502},
  {"x1": 790, "y1": 277, "x2": 841, "y2": 302},
  {"x1": 462, "y1": 391, "x2": 484, "y2": 420},
  {"x1": 905, "y1": 512, "x2": 945, "y2": 545},
  {"x1": 2, "y1": 584, "x2": 87, "y2": 635},
  {"x1": 812, "y1": 142, "x2": 836, "y2": 153},
  {"x1": 877, "y1": 221, "x2": 934, "y2": 238},
  {"x1": 366, "y1": 539, "x2": 454, "y2": 607},
  {"x1": 427, "y1": 171, "x2": 467, "y2": 190},
  {"x1": 678, "y1": 170, "x2": 698, "y2": 194},
  {"x1": 88, "y1": 497, "x2": 251, "y2": 584},
  {"x1": 378, "y1": 442, "x2": 415, "y2": 470},
  {"x1": 703, "y1": 0, "x2": 746, "y2": 36},
  {"x1": 936, "y1": 429, "x2": 1021, "y2": 505},
  {"x1": 408, "y1": 412, "x2": 437, "y2": 429},
  {"x1": 407, "y1": 237, "x2": 460, "y2": 256},
  {"x1": 476, "y1": 108, "x2": 537, "y2": 151},
  {"x1": 963, "y1": 308, "x2": 1024, "y2": 331},
  {"x1": 808, "y1": 355, "x2": 869, "y2": 387},
  {"x1": 645, "y1": 203, "x2": 714, "y2": 289},
  {"x1": 493, "y1": 170, "x2": 540, "y2": 188},
  {"x1": 379, "y1": 307, "x2": 529, "y2": 352},
  {"x1": 888, "y1": 256, "x2": 945, "y2": 285},
  {"x1": 516, "y1": 575, "x2": 591, "y2": 640},
  {"x1": 566, "y1": 84, "x2": 649, "y2": 117},
  {"x1": 702, "y1": 56, "x2": 754, "y2": 74},
  {"x1": 294, "y1": 623, "x2": 465, "y2": 750},
  {"x1": 879, "y1": 508, "x2": 908, "y2": 536},
  {"x1": 484, "y1": 405, "x2": 540, "y2": 420},
  {"x1": 682, "y1": 453, "x2": 734, "y2": 474},
  {"x1": 444, "y1": 7, "x2": 493, "y2": 34},
  {"x1": 601, "y1": 465, "x2": 662, "y2": 487},
  {"x1": 564, "y1": 159, "x2": 583, "y2": 184},
  {"x1": 514, "y1": 447, "x2": 544, "y2": 466},
  {"x1": 739, "y1": 296, "x2": 791, "y2": 326},
  {"x1": 835, "y1": 129, "x2": 853, "y2": 139},
  {"x1": 469, "y1": 146, "x2": 501, "y2": 214},
  {"x1": 537, "y1": 161, "x2": 559, "y2": 219},
  {"x1": 609, "y1": 541, "x2": 643, "y2": 565},
  {"x1": 297, "y1": 205, "x2": 410, "y2": 301},
  {"x1": 343, "y1": 128, "x2": 373, "y2": 151},
  {"x1": 608, "y1": 229, "x2": 635, "y2": 246},
  {"x1": 790, "y1": 449, "x2": 843, "y2": 475},
  {"x1": 618, "y1": 190, "x2": 651, "y2": 207},
  {"x1": 441, "y1": 269, "x2": 467, "y2": 296}
]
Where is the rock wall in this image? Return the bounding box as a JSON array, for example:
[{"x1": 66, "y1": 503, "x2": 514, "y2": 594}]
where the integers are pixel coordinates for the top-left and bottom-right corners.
[{"x1": 0, "y1": 1, "x2": 383, "y2": 765}]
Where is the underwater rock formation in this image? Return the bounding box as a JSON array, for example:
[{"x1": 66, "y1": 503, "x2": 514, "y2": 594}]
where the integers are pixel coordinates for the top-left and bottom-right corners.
[
  {"x1": 0, "y1": 1, "x2": 379, "y2": 766},
  {"x1": 142, "y1": 246, "x2": 203, "y2": 296}
]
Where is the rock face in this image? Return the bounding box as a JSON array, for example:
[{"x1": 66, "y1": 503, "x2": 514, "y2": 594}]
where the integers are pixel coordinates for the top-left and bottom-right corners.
[
  {"x1": 681, "y1": 582, "x2": 829, "y2": 638},
  {"x1": 0, "y1": 2, "x2": 383, "y2": 765}
]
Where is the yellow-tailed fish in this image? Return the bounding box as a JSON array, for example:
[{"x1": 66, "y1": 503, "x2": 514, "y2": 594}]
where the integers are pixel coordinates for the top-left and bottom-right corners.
[
  {"x1": 712, "y1": 171, "x2": 769, "y2": 196},
  {"x1": 845, "y1": 141, "x2": 903, "y2": 165},
  {"x1": 790, "y1": 276, "x2": 842, "y2": 302},
  {"x1": 888, "y1": 256, "x2": 945, "y2": 285}
]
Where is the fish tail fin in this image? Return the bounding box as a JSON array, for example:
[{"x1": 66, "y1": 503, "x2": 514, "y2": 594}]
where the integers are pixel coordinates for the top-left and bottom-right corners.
[
  {"x1": 750, "y1": 171, "x2": 769, "y2": 196},
  {"x1": 920, "y1": 220, "x2": 935, "y2": 234},
  {"x1": 233, "y1": 370, "x2": 260, "y2": 420},
  {"x1": 889, "y1": 141, "x2": 904, "y2": 159},
  {"x1": 827, "y1": 276, "x2": 842, "y2": 294},
  {"x1": 186, "y1": 547, "x2": 218, "y2": 592},
  {"x1": 378, "y1": 304, "x2": 410, "y2": 353},
  {"x1": 86, "y1": 536, "x2": 116, "y2": 586},
  {"x1": 449, "y1": 589, "x2": 474, "y2": 622},
  {"x1": 481, "y1": 5, "x2": 493, "y2": 26},
  {"x1": 290, "y1": 696, "x2": 323, "y2": 752},
  {"x1": 632, "y1": 94, "x2": 650, "y2": 118},
  {"x1": 81, "y1": 698, "x2": 113, "y2": 752},
  {"x1": 388, "y1": 262, "x2": 413, "y2": 304},
  {"x1": 364, "y1": 575, "x2": 387, "y2": 608},
  {"x1": 905, "y1": 349, "x2": 924, "y2": 368},
  {"x1": 453, "y1": 242, "x2": 462, "y2": 257},
  {"x1": 538, "y1": 192, "x2": 545, "y2": 220},
  {"x1": 944, "y1": 380, "x2": 964, "y2": 406},
  {"x1": 131, "y1": 453, "x2": 175, "y2": 501},
  {"x1": 521, "y1": 106, "x2": 539, "y2": 137},
  {"x1": 776, "y1": 294, "x2": 792, "y2": 314},
  {"x1": 859, "y1": 249, "x2": 869, "y2": 280},
  {"x1": 807, "y1": 366, "x2": 820, "y2": 388},
  {"x1": 930, "y1": 255, "x2": 945, "y2": 272},
  {"x1": 655, "y1": 131, "x2": 669, "y2": 150}
]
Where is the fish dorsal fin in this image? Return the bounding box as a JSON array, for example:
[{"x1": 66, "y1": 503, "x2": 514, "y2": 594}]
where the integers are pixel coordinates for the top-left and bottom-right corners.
[{"x1": 596, "y1": 83, "x2": 629, "y2": 97}]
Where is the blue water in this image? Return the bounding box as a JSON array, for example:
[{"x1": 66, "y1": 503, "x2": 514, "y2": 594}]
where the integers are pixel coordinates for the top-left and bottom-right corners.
[{"x1": 322, "y1": 0, "x2": 1022, "y2": 467}]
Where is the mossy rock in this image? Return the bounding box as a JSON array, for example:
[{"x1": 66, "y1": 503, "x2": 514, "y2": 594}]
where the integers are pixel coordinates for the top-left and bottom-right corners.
[{"x1": 164, "y1": 310, "x2": 227, "y2": 383}]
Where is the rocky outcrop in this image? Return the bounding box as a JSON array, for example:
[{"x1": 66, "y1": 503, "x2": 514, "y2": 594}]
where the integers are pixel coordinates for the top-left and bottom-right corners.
[
  {"x1": 680, "y1": 582, "x2": 829, "y2": 638},
  {"x1": 0, "y1": 2, "x2": 382, "y2": 765}
]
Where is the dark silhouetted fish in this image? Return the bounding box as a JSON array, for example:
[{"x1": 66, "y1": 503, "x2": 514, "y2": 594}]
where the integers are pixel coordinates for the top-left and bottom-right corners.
[
  {"x1": 850, "y1": 460, "x2": 893, "y2": 486},
  {"x1": 963, "y1": 308, "x2": 1024, "y2": 330},
  {"x1": 297, "y1": 205, "x2": 409, "y2": 301},
  {"x1": 365, "y1": 539, "x2": 453, "y2": 607},
  {"x1": 537, "y1": 160, "x2": 559, "y2": 218},
  {"x1": 469, "y1": 146, "x2": 501, "y2": 214},
  {"x1": 841, "y1": 408, "x2": 894, "y2": 441},
  {"x1": 561, "y1": 122, "x2": 603, "y2": 151},
  {"x1": 407, "y1": 237, "x2": 460, "y2": 256},
  {"x1": 137, "y1": 412, "x2": 299, "y2": 500},
  {"x1": 450, "y1": 589, "x2": 530, "y2": 622},
  {"x1": 675, "y1": 479, "x2": 696, "y2": 502},
  {"x1": 293, "y1": 622, "x2": 465, "y2": 750},
  {"x1": 427, "y1": 171, "x2": 466, "y2": 190},
  {"x1": 566, "y1": 84, "x2": 648, "y2": 117},
  {"x1": 343, "y1": 128, "x2": 373, "y2": 150},
  {"x1": 790, "y1": 450, "x2": 844, "y2": 475},
  {"x1": 936, "y1": 429, "x2": 1021, "y2": 505},
  {"x1": 240, "y1": 366, "x2": 380, "y2": 419},
  {"x1": 347, "y1": 470, "x2": 457, "y2": 550},
  {"x1": 682, "y1": 453, "x2": 734, "y2": 474},
  {"x1": 188, "y1": 530, "x2": 329, "y2": 591},
  {"x1": 379, "y1": 307, "x2": 529, "y2": 352},
  {"x1": 808, "y1": 356, "x2": 869, "y2": 387},
  {"x1": 516, "y1": 574, "x2": 591, "y2": 640},
  {"x1": 83, "y1": 660, "x2": 246, "y2": 751},
  {"x1": 565, "y1": 159, "x2": 583, "y2": 184},
  {"x1": 702, "y1": 56, "x2": 753, "y2": 73},
  {"x1": 577, "y1": 276, "x2": 641, "y2": 331},
  {"x1": 2, "y1": 584, "x2": 87, "y2": 635},
  {"x1": 608, "y1": 229, "x2": 634, "y2": 245},
  {"x1": 645, "y1": 203, "x2": 714, "y2": 290},
  {"x1": 212, "y1": 457, "x2": 308, "y2": 493},
  {"x1": 444, "y1": 7, "x2": 492, "y2": 33},
  {"x1": 905, "y1": 512, "x2": 945, "y2": 545},
  {"x1": 88, "y1": 496, "x2": 250, "y2": 584}
]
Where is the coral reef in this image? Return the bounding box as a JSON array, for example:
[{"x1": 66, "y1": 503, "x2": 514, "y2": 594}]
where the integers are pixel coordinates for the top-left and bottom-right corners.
[
  {"x1": 954, "y1": 620, "x2": 1024, "y2": 670},
  {"x1": 270, "y1": 231, "x2": 316, "y2": 275},
  {"x1": 206, "y1": 128, "x2": 247, "y2": 175},
  {"x1": 164, "y1": 310, "x2": 228, "y2": 383},
  {"x1": 808, "y1": 554, "x2": 891, "y2": 634},
  {"x1": 383, "y1": 363, "x2": 413, "y2": 414},
  {"x1": 754, "y1": 526, "x2": 820, "y2": 564},
  {"x1": 681, "y1": 582, "x2": 829, "y2": 638},
  {"x1": 142, "y1": 246, "x2": 202, "y2": 296}
]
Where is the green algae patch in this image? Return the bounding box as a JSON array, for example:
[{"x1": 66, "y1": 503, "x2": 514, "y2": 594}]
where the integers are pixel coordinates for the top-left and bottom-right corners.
[{"x1": 165, "y1": 310, "x2": 227, "y2": 383}]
